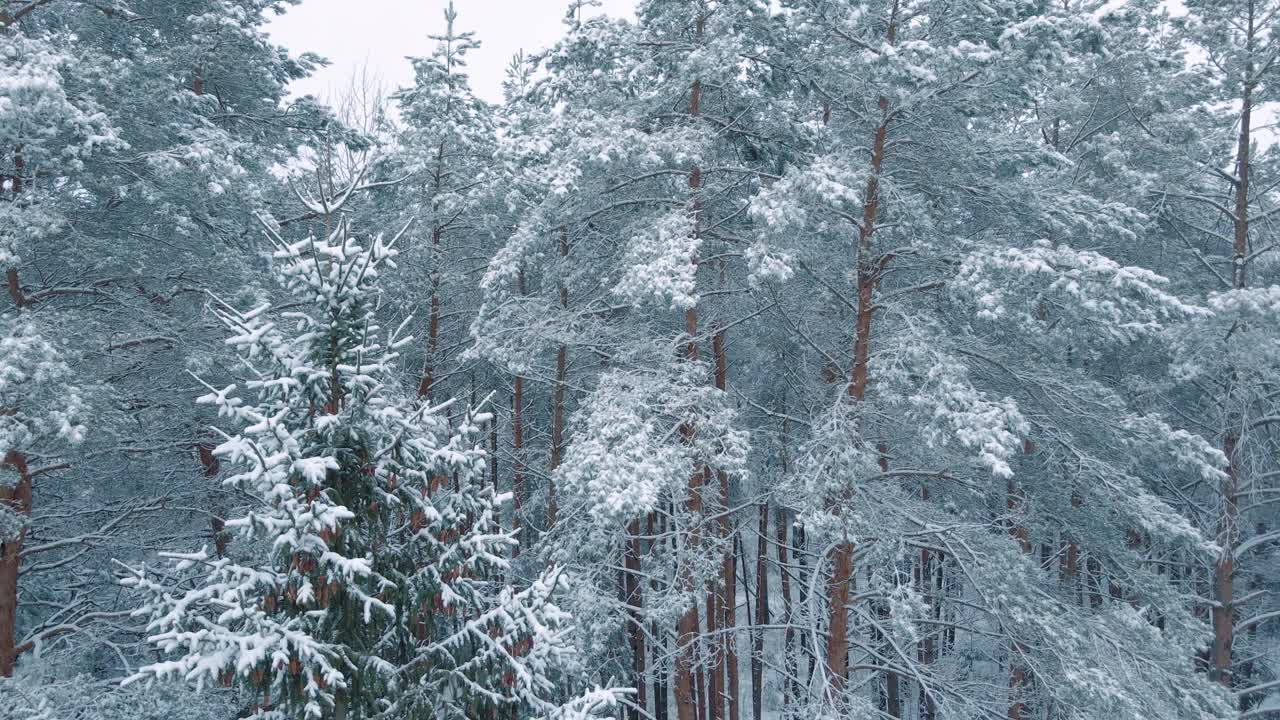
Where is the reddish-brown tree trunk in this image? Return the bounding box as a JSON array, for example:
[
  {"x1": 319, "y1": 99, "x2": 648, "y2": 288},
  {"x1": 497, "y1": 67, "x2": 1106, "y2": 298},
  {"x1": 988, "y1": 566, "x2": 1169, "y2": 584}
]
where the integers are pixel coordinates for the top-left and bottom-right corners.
[
  {"x1": 1213, "y1": 434, "x2": 1238, "y2": 687},
  {"x1": 676, "y1": 463, "x2": 706, "y2": 720},
  {"x1": 1212, "y1": 27, "x2": 1253, "y2": 690},
  {"x1": 827, "y1": 5, "x2": 899, "y2": 696},
  {"x1": 709, "y1": 330, "x2": 738, "y2": 720},
  {"x1": 196, "y1": 443, "x2": 229, "y2": 558},
  {"x1": 675, "y1": 11, "x2": 707, "y2": 718},
  {"x1": 0, "y1": 451, "x2": 32, "y2": 677}
]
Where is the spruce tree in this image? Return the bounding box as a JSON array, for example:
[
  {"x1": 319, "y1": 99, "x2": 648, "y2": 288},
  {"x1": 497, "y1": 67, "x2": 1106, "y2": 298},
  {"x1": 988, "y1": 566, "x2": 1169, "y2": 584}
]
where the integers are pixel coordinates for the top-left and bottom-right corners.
[{"x1": 123, "y1": 212, "x2": 616, "y2": 720}]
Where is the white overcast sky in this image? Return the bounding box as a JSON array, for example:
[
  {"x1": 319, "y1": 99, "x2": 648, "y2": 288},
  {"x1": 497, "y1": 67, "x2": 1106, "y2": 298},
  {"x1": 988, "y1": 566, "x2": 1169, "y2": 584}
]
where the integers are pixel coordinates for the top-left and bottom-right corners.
[{"x1": 266, "y1": 0, "x2": 637, "y2": 105}]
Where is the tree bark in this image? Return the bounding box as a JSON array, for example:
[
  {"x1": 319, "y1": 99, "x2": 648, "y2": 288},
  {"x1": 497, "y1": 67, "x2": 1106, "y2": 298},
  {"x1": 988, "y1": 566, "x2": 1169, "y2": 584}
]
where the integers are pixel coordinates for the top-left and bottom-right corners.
[
  {"x1": 917, "y1": 486, "x2": 937, "y2": 720},
  {"x1": 751, "y1": 502, "x2": 769, "y2": 720},
  {"x1": 710, "y1": 329, "x2": 738, "y2": 720},
  {"x1": 1007, "y1": 443, "x2": 1033, "y2": 720},
  {"x1": 511, "y1": 375, "x2": 525, "y2": 556},
  {"x1": 1213, "y1": 433, "x2": 1238, "y2": 687},
  {"x1": 675, "y1": 9, "x2": 707, "y2": 719},
  {"x1": 651, "y1": 511, "x2": 670, "y2": 720},
  {"x1": 707, "y1": 580, "x2": 722, "y2": 720},
  {"x1": 0, "y1": 450, "x2": 32, "y2": 677},
  {"x1": 827, "y1": 3, "x2": 899, "y2": 697},
  {"x1": 416, "y1": 226, "x2": 444, "y2": 399},
  {"x1": 196, "y1": 442, "x2": 229, "y2": 558},
  {"x1": 1212, "y1": 19, "x2": 1253, "y2": 686},
  {"x1": 625, "y1": 520, "x2": 648, "y2": 720},
  {"x1": 547, "y1": 226, "x2": 570, "y2": 530}
]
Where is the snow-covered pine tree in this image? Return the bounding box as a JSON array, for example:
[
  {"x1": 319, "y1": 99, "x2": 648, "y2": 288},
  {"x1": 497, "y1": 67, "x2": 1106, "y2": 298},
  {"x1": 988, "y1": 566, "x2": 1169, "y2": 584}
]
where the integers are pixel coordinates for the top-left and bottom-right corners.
[
  {"x1": 121, "y1": 212, "x2": 617, "y2": 720},
  {"x1": 744, "y1": 0, "x2": 1236, "y2": 717},
  {"x1": 1, "y1": 0, "x2": 324, "y2": 693},
  {"x1": 392, "y1": 1, "x2": 497, "y2": 405}
]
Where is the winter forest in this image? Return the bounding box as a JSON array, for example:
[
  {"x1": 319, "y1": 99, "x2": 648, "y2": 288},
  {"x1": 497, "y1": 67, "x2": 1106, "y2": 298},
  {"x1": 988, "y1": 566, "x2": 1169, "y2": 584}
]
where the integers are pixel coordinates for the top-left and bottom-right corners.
[{"x1": 2, "y1": 0, "x2": 1280, "y2": 718}]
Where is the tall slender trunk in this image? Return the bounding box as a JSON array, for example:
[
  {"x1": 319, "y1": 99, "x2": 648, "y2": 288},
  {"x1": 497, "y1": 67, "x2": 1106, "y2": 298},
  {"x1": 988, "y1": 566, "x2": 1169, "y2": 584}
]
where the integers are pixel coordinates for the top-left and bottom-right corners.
[
  {"x1": 827, "y1": 4, "x2": 899, "y2": 698},
  {"x1": 723, "y1": 506, "x2": 740, "y2": 720},
  {"x1": 651, "y1": 511, "x2": 670, "y2": 720},
  {"x1": 547, "y1": 226, "x2": 570, "y2": 530},
  {"x1": 1060, "y1": 491, "x2": 1082, "y2": 603},
  {"x1": 490, "y1": 415, "x2": 499, "y2": 496},
  {"x1": 417, "y1": 137, "x2": 448, "y2": 400},
  {"x1": 711, "y1": 330, "x2": 738, "y2": 720},
  {"x1": 625, "y1": 520, "x2": 648, "y2": 719},
  {"x1": 1213, "y1": 434, "x2": 1238, "y2": 687},
  {"x1": 511, "y1": 374, "x2": 525, "y2": 556},
  {"x1": 676, "y1": 463, "x2": 706, "y2": 720},
  {"x1": 707, "y1": 579, "x2": 722, "y2": 720},
  {"x1": 777, "y1": 507, "x2": 796, "y2": 715},
  {"x1": 795, "y1": 522, "x2": 816, "y2": 690},
  {"x1": 917, "y1": 486, "x2": 937, "y2": 720},
  {"x1": 751, "y1": 502, "x2": 769, "y2": 720},
  {"x1": 1007, "y1": 442, "x2": 1034, "y2": 720},
  {"x1": 775, "y1": 412, "x2": 796, "y2": 716},
  {"x1": 416, "y1": 226, "x2": 444, "y2": 399},
  {"x1": 874, "y1": 445, "x2": 900, "y2": 718},
  {"x1": 4, "y1": 42, "x2": 24, "y2": 309},
  {"x1": 196, "y1": 443, "x2": 229, "y2": 558},
  {"x1": 1214, "y1": 17, "x2": 1254, "y2": 690},
  {"x1": 693, "y1": 597, "x2": 707, "y2": 720},
  {"x1": 0, "y1": 91, "x2": 30, "y2": 673},
  {"x1": 0, "y1": 451, "x2": 32, "y2": 677},
  {"x1": 675, "y1": 9, "x2": 708, "y2": 719}
]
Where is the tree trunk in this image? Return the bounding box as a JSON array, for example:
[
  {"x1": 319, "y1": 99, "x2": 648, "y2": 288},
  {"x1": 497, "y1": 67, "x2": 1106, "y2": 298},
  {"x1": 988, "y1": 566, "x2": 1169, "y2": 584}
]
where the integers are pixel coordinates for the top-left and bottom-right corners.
[
  {"x1": 827, "y1": 3, "x2": 899, "y2": 697},
  {"x1": 722, "y1": 475, "x2": 739, "y2": 720},
  {"x1": 675, "y1": 10, "x2": 707, "y2": 718},
  {"x1": 196, "y1": 442, "x2": 229, "y2": 558},
  {"x1": 752, "y1": 502, "x2": 769, "y2": 720},
  {"x1": 917, "y1": 486, "x2": 937, "y2": 720},
  {"x1": 1212, "y1": 20, "x2": 1253, "y2": 690},
  {"x1": 548, "y1": 226, "x2": 569, "y2": 529},
  {"x1": 710, "y1": 329, "x2": 738, "y2": 720},
  {"x1": 511, "y1": 375, "x2": 525, "y2": 556},
  {"x1": 795, "y1": 521, "x2": 816, "y2": 690},
  {"x1": 676, "y1": 463, "x2": 706, "y2": 720},
  {"x1": 0, "y1": 451, "x2": 32, "y2": 677},
  {"x1": 694, "y1": 600, "x2": 707, "y2": 720},
  {"x1": 625, "y1": 520, "x2": 647, "y2": 720},
  {"x1": 1212, "y1": 433, "x2": 1238, "y2": 687},
  {"x1": 777, "y1": 507, "x2": 796, "y2": 715},
  {"x1": 490, "y1": 414, "x2": 499, "y2": 496},
  {"x1": 1007, "y1": 443, "x2": 1033, "y2": 720},
  {"x1": 651, "y1": 511, "x2": 670, "y2": 720},
  {"x1": 416, "y1": 226, "x2": 444, "y2": 399},
  {"x1": 708, "y1": 581, "x2": 722, "y2": 720},
  {"x1": 875, "y1": 445, "x2": 900, "y2": 718}
]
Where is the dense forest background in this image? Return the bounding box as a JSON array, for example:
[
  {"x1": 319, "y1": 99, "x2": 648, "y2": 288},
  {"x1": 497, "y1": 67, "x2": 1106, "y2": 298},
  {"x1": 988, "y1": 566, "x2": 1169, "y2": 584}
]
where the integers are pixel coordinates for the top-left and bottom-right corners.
[{"x1": 1, "y1": 0, "x2": 1279, "y2": 718}]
